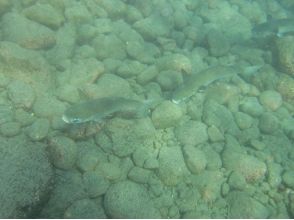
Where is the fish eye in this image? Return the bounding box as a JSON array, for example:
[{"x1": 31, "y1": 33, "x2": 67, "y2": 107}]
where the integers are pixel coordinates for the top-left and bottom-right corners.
[{"x1": 71, "y1": 118, "x2": 81, "y2": 123}]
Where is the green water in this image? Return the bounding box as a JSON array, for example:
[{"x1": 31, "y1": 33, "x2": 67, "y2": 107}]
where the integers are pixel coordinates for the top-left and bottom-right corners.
[{"x1": 0, "y1": 0, "x2": 293, "y2": 218}]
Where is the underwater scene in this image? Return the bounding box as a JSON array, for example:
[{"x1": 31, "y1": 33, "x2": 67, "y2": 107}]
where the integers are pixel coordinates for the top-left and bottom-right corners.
[{"x1": 0, "y1": 0, "x2": 293, "y2": 218}]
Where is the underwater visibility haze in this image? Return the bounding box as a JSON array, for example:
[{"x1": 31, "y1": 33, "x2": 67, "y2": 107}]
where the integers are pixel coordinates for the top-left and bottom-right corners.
[{"x1": 0, "y1": 0, "x2": 294, "y2": 218}]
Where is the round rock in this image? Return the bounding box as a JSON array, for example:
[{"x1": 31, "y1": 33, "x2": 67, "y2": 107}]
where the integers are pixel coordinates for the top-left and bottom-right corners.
[
  {"x1": 151, "y1": 100, "x2": 182, "y2": 129},
  {"x1": 104, "y1": 180, "x2": 161, "y2": 218},
  {"x1": 259, "y1": 90, "x2": 283, "y2": 111},
  {"x1": 175, "y1": 120, "x2": 208, "y2": 146}
]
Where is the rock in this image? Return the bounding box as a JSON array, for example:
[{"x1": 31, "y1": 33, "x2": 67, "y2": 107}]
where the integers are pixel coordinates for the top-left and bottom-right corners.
[
  {"x1": 207, "y1": 125, "x2": 225, "y2": 142},
  {"x1": 2, "y1": 12, "x2": 56, "y2": 49},
  {"x1": 81, "y1": 74, "x2": 133, "y2": 99},
  {"x1": 222, "y1": 151, "x2": 267, "y2": 183},
  {"x1": 76, "y1": 147, "x2": 106, "y2": 173},
  {"x1": 7, "y1": 80, "x2": 35, "y2": 109},
  {"x1": 234, "y1": 111, "x2": 253, "y2": 130},
  {"x1": 0, "y1": 104, "x2": 13, "y2": 125},
  {"x1": 226, "y1": 191, "x2": 269, "y2": 218},
  {"x1": 93, "y1": 34, "x2": 126, "y2": 60},
  {"x1": 182, "y1": 146, "x2": 207, "y2": 174},
  {"x1": 97, "y1": 0, "x2": 127, "y2": 19},
  {"x1": 64, "y1": 1, "x2": 91, "y2": 23},
  {"x1": 0, "y1": 41, "x2": 50, "y2": 72},
  {"x1": 56, "y1": 84, "x2": 80, "y2": 104},
  {"x1": 58, "y1": 58, "x2": 104, "y2": 86},
  {"x1": 105, "y1": 118, "x2": 156, "y2": 157},
  {"x1": 0, "y1": 136, "x2": 53, "y2": 218},
  {"x1": 136, "y1": 65, "x2": 159, "y2": 84},
  {"x1": 26, "y1": 118, "x2": 50, "y2": 141},
  {"x1": 267, "y1": 163, "x2": 282, "y2": 188},
  {"x1": 199, "y1": 1, "x2": 252, "y2": 43},
  {"x1": 151, "y1": 101, "x2": 182, "y2": 129},
  {"x1": 39, "y1": 170, "x2": 86, "y2": 218},
  {"x1": 282, "y1": 171, "x2": 294, "y2": 189},
  {"x1": 128, "y1": 166, "x2": 152, "y2": 184},
  {"x1": 156, "y1": 53, "x2": 192, "y2": 74},
  {"x1": 207, "y1": 29, "x2": 230, "y2": 56},
  {"x1": 175, "y1": 121, "x2": 208, "y2": 146},
  {"x1": 116, "y1": 60, "x2": 145, "y2": 78},
  {"x1": 228, "y1": 171, "x2": 247, "y2": 190},
  {"x1": 97, "y1": 162, "x2": 122, "y2": 182},
  {"x1": 46, "y1": 23, "x2": 76, "y2": 66},
  {"x1": 104, "y1": 180, "x2": 161, "y2": 218},
  {"x1": 193, "y1": 171, "x2": 224, "y2": 203},
  {"x1": 22, "y1": 3, "x2": 64, "y2": 29},
  {"x1": 239, "y1": 97, "x2": 264, "y2": 117},
  {"x1": 275, "y1": 36, "x2": 294, "y2": 76},
  {"x1": 203, "y1": 100, "x2": 240, "y2": 136},
  {"x1": 14, "y1": 108, "x2": 35, "y2": 127},
  {"x1": 259, "y1": 90, "x2": 283, "y2": 111},
  {"x1": 48, "y1": 136, "x2": 78, "y2": 170},
  {"x1": 144, "y1": 157, "x2": 159, "y2": 169},
  {"x1": 258, "y1": 112, "x2": 280, "y2": 134},
  {"x1": 64, "y1": 199, "x2": 106, "y2": 219},
  {"x1": 157, "y1": 146, "x2": 189, "y2": 186},
  {"x1": 33, "y1": 96, "x2": 66, "y2": 119},
  {"x1": 0, "y1": 122, "x2": 21, "y2": 137},
  {"x1": 134, "y1": 15, "x2": 170, "y2": 40},
  {"x1": 277, "y1": 74, "x2": 294, "y2": 101},
  {"x1": 83, "y1": 171, "x2": 110, "y2": 198},
  {"x1": 156, "y1": 70, "x2": 183, "y2": 91},
  {"x1": 0, "y1": 0, "x2": 12, "y2": 15}
]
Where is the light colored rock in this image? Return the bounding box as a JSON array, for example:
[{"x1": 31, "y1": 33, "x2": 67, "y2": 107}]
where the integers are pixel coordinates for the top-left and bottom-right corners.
[
  {"x1": 207, "y1": 29, "x2": 230, "y2": 56},
  {"x1": 81, "y1": 74, "x2": 133, "y2": 99},
  {"x1": 7, "y1": 80, "x2": 35, "y2": 109},
  {"x1": 203, "y1": 100, "x2": 240, "y2": 136},
  {"x1": 234, "y1": 111, "x2": 253, "y2": 130},
  {"x1": 259, "y1": 90, "x2": 283, "y2": 111},
  {"x1": 239, "y1": 97, "x2": 264, "y2": 117},
  {"x1": 33, "y1": 96, "x2": 66, "y2": 119},
  {"x1": 151, "y1": 101, "x2": 182, "y2": 129},
  {"x1": 64, "y1": 2, "x2": 91, "y2": 23},
  {"x1": 2, "y1": 12, "x2": 56, "y2": 49},
  {"x1": 276, "y1": 36, "x2": 294, "y2": 76},
  {"x1": 22, "y1": 3, "x2": 64, "y2": 29},
  {"x1": 258, "y1": 112, "x2": 280, "y2": 134},
  {"x1": 48, "y1": 136, "x2": 78, "y2": 170},
  {"x1": 0, "y1": 122, "x2": 21, "y2": 137},
  {"x1": 26, "y1": 118, "x2": 50, "y2": 141},
  {"x1": 104, "y1": 180, "x2": 160, "y2": 218},
  {"x1": 83, "y1": 171, "x2": 110, "y2": 198},
  {"x1": 182, "y1": 146, "x2": 207, "y2": 174},
  {"x1": 227, "y1": 191, "x2": 269, "y2": 218},
  {"x1": 158, "y1": 146, "x2": 189, "y2": 186},
  {"x1": 156, "y1": 70, "x2": 183, "y2": 91},
  {"x1": 93, "y1": 34, "x2": 126, "y2": 60},
  {"x1": 175, "y1": 120, "x2": 208, "y2": 146},
  {"x1": 64, "y1": 199, "x2": 106, "y2": 219},
  {"x1": 282, "y1": 171, "x2": 294, "y2": 189},
  {"x1": 222, "y1": 151, "x2": 267, "y2": 183}
]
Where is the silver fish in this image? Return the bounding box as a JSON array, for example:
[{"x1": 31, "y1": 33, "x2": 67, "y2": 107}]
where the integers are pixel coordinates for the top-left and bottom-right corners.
[
  {"x1": 62, "y1": 96, "x2": 157, "y2": 124},
  {"x1": 252, "y1": 18, "x2": 294, "y2": 38}
]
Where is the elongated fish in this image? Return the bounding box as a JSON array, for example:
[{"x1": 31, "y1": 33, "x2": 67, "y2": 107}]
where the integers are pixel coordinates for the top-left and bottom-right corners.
[
  {"x1": 172, "y1": 66, "x2": 237, "y2": 104},
  {"x1": 62, "y1": 96, "x2": 157, "y2": 124},
  {"x1": 252, "y1": 18, "x2": 294, "y2": 38}
]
